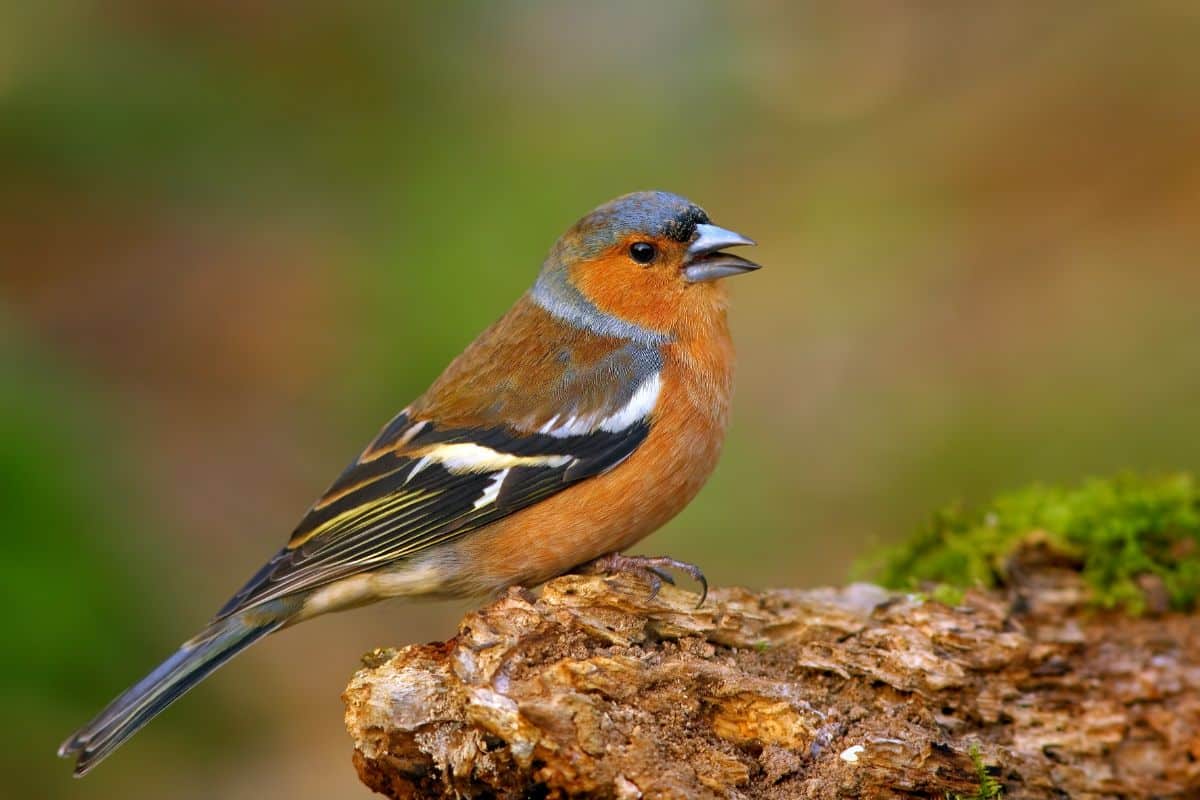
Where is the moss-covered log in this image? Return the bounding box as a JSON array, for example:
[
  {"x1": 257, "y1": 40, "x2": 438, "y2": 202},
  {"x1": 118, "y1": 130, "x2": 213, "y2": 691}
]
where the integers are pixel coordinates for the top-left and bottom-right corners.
[{"x1": 343, "y1": 540, "x2": 1200, "y2": 799}]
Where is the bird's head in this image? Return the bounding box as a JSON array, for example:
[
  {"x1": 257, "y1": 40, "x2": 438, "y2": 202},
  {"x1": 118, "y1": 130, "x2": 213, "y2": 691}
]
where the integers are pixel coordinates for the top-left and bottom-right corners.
[{"x1": 534, "y1": 191, "x2": 759, "y2": 339}]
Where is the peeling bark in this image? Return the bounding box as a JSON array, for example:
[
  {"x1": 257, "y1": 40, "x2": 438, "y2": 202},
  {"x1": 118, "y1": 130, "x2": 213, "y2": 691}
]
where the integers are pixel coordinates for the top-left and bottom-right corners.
[{"x1": 344, "y1": 545, "x2": 1200, "y2": 798}]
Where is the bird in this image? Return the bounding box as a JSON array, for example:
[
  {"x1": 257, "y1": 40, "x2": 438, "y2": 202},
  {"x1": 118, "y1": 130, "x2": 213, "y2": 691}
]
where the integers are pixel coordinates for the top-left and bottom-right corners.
[{"x1": 58, "y1": 189, "x2": 759, "y2": 776}]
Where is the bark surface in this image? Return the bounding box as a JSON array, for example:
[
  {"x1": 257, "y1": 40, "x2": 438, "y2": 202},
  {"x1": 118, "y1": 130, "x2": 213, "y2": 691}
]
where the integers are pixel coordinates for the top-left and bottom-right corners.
[{"x1": 344, "y1": 544, "x2": 1200, "y2": 798}]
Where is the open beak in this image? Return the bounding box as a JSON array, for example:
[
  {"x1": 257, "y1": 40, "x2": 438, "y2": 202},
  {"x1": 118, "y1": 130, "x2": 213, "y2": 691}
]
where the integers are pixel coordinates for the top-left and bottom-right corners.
[{"x1": 683, "y1": 223, "x2": 761, "y2": 283}]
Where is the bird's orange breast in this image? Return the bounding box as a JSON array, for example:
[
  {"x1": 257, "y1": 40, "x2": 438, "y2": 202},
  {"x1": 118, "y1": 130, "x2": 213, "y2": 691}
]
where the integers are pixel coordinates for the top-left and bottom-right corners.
[{"x1": 446, "y1": 297, "x2": 736, "y2": 593}]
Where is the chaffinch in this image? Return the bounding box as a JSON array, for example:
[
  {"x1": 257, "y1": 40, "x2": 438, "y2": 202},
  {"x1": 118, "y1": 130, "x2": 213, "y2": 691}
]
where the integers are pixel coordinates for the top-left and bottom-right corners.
[{"x1": 59, "y1": 190, "x2": 759, "y2": 775}]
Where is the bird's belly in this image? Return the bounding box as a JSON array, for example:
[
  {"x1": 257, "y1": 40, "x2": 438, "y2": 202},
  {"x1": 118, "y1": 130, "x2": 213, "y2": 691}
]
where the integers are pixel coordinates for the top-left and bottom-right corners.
[
  {"x1": 445, "y1": 388, "x2": 729, "y2": 595},
  {"x1": 294, "y1": 554, "x2": 454, "y2": 621}
]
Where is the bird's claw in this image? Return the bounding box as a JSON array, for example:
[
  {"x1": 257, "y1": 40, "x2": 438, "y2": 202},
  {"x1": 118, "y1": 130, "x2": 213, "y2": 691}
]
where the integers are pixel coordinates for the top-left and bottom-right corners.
[{"x1": 577, "y1": 553, "x2": 708, "y2": 608}]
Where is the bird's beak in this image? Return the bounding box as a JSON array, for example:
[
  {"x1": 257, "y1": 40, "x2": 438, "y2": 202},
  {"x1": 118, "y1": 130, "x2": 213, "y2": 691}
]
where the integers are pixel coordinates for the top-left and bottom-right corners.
[{"x1": 683, "y1": 223, "x2": 761, "y2": 283}]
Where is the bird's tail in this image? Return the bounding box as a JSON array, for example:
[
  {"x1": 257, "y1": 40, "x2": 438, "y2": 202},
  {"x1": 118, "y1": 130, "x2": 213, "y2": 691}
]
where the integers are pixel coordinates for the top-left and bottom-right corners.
[{"x1": 58, "y1": 609, "x2": 286, "y2": 776}]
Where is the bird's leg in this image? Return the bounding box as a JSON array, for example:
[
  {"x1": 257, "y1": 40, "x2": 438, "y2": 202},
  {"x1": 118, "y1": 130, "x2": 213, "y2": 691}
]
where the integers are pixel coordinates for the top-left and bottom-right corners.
[{"x1": 576, "y1": 552, "x2": 708, "y2": 607}]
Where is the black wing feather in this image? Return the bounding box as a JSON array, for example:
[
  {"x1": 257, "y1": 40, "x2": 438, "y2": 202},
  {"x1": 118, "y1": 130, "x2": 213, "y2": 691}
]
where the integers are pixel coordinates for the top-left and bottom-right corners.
[{"x1": 214, "y1": 418, "x2": 649, "y2": 619}]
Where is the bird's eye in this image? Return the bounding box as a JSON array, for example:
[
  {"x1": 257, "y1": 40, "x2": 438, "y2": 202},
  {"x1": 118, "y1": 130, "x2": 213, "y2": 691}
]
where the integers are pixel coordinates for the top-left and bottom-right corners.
[{"x1": 629, "y1": 242, "x2": 657, "y2": 265}]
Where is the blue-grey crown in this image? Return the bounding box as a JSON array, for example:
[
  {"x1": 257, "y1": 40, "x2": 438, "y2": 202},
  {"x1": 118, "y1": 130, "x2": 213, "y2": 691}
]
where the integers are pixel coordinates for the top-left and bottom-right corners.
[{"x1": 558, "y1": 191, "x2": 711, "y2": 260}]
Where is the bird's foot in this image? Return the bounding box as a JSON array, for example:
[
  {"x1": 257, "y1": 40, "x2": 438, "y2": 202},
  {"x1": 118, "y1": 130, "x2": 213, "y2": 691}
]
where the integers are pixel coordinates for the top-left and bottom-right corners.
[{"x1": 577, "y1": 552, "x2": 708, "y2": 607}]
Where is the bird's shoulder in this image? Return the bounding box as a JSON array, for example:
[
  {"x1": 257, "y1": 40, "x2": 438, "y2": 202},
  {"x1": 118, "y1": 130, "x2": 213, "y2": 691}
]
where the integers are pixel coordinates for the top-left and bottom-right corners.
[{"x1": 409, "y1": 293, "x2": 664, "y2": 433}]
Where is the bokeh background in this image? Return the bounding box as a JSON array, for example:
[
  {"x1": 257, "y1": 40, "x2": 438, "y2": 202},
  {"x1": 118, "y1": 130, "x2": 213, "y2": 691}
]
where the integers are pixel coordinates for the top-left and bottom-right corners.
[{"x1": 4, "y1": 2, "x2": 1198, "y2": 797}]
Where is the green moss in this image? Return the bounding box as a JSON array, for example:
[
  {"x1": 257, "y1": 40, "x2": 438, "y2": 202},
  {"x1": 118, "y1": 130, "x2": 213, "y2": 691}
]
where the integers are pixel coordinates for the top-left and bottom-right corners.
[
  {"x1": 865, "y1": 473, "x2": 1200, "y2": 615},
  {"x1": 929, "y1": 583, "x2": 967, "y2": 607},
  {"x1": 947, "y1": 743, "x2": 1003, "y2": 800}
]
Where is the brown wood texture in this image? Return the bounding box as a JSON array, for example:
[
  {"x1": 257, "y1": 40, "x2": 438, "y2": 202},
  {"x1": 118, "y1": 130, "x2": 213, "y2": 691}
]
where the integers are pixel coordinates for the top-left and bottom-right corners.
[{"x1": 344, "y1": 545, "x2": 1200, "y2": 799}]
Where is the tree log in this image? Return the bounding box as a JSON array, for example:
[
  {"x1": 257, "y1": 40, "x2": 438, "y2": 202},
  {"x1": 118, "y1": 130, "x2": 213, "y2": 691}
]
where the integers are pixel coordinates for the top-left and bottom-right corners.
[{"x1": 343, "y1": 544, "x2": 1200, "y2": 798}]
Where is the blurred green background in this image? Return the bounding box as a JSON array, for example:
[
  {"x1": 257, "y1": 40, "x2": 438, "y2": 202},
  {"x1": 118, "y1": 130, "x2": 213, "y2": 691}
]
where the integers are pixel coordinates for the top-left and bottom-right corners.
[{"x1": 3, "y1": 2, "x2": 1198, "y2": 797}]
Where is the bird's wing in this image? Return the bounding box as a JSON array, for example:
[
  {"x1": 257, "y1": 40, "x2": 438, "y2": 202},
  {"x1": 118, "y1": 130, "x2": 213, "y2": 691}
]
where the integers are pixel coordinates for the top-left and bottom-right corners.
[{"x1": 214, "y1": 300, "x2": 663, "y2": 619}]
